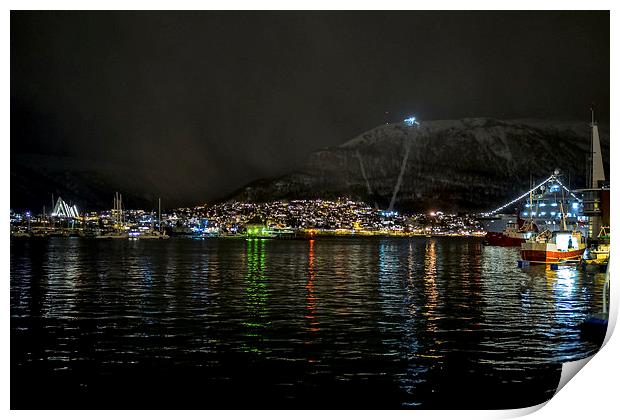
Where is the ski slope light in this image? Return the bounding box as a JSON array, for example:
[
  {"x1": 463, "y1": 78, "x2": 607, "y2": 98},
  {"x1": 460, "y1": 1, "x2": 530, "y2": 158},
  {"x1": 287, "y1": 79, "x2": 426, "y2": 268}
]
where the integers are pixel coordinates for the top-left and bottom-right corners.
[{"x1": 404, "y1": 116, "x2": 419, "y2": 126}]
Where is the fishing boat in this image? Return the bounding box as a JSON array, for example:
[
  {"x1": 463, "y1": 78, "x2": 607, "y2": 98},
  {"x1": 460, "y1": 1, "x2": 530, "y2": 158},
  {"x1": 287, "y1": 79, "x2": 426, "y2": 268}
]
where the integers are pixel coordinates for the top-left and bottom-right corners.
[
  {"x1": 483, "y1": 172, "x2": 581, "y2": 246},
  {"x1": 589, "y1": 244, "x2": 610, "y2": 263},
  {"x1": 520, "y1": 229, "x2": 586, "y2": 264},
  {"x1": 520, "y1": 199, "x2": 586, "y2": 264},
  {"x1": 583, "y1": 226, "x2": 610, "y2": 268},
  {"x1": 484, "y1": 218, "x2": 537, "y2": 246}
]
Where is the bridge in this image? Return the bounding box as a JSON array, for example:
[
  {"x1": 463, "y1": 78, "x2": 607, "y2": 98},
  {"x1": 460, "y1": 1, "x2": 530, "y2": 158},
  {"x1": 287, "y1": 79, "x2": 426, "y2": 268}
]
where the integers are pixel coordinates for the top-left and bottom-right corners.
[{"x1": 481, "y1": 172, "x2": 582, "y2": 217}]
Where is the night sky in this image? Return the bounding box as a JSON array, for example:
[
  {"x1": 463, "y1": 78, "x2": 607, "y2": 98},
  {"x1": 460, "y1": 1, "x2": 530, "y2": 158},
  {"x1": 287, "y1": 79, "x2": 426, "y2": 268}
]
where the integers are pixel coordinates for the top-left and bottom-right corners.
[{"x1": 11, "y1": 11, "x2": 610, "y2": 206}]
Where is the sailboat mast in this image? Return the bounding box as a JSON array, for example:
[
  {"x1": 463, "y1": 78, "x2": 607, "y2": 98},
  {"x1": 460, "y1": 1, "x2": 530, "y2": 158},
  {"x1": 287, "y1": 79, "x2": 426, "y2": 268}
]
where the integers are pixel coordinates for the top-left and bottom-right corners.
[{"x1": 158, "y1": 197, "x2": 161, "y2": 232}]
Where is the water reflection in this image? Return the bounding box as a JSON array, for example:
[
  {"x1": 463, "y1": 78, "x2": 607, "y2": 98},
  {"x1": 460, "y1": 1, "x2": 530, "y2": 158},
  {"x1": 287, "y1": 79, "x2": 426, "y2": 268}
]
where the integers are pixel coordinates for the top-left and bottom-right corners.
[
  {"x1": 405, "y1": 241, "x2": 422, "y2": 317},
  {"x1": 550, "y1": 267, "x2": 579, "y2": 308},
  {"x1": 243, "y1": 239, "x2": 269, "y2": 353},
  {"x1": 10, "y1": 237, "x2": 606, "y2": 409},
  {"x1": 422, "y1": 239, "x2": 439, "y2": 332},
  {"x1": 43, "y1": 240, "x2": 81, "y2": 319},
  {"x1": 305, "y1": 240, "x2": 319, "y2": 333}
]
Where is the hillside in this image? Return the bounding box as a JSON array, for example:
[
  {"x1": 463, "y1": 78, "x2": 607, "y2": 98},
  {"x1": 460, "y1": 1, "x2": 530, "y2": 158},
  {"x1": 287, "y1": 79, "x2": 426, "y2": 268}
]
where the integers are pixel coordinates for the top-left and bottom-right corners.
[
  {"x1": 10, "y1": 154, "x2": 163, "y2": 212},
  {"x1": 229, "y1": 118, "x2": 610, "y2": 212}
]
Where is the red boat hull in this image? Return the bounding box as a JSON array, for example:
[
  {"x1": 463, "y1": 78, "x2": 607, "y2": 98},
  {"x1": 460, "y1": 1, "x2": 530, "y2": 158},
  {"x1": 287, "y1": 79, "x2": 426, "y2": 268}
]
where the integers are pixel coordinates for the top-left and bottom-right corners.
[
  {"x1": 520, "y1": 248, "x2": 585, "y2": 264},
  {"x1": 484, "y1": 232, "x2": 525, "y2": 247}
]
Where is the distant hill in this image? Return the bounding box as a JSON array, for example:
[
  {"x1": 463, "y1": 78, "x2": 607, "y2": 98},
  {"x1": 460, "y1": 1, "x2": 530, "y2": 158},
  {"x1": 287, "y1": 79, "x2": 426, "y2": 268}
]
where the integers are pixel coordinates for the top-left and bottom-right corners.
[
  {"x1": 11, "y1": 118, "x2": 609, "y2": 213},
  {"x1": 228, "y1": 118, "x2": 610, "y2": 212},
  {"x1": 10, "y1": 154, "x2": 163, "y2": 212}
]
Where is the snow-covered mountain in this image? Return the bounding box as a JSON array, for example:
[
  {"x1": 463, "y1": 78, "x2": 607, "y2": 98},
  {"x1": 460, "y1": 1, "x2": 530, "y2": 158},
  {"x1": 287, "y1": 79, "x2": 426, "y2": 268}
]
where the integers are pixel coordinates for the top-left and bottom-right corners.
[
  {"x1": 11, "y1": 118, "x2": 609, "y2": 213},
  {"x1": 230, "y1": 118, "x2": 610, "y2": 212}
]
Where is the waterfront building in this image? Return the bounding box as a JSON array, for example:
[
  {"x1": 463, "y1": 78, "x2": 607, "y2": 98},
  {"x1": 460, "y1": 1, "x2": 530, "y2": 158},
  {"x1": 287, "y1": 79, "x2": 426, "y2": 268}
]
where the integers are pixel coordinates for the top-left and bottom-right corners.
[{"x1": 51, "y1": 196, "x2": 79, "y2": 218}]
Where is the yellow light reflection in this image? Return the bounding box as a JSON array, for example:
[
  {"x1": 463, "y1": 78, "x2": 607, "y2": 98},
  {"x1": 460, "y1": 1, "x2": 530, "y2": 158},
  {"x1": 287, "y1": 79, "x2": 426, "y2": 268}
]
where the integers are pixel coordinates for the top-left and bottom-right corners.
[
  {"x1": 418, "y1": 238, "x2": 440, "y2": 356},
  {"x1": 423, "y1": 239, "x2": 439, "y2": 313}
]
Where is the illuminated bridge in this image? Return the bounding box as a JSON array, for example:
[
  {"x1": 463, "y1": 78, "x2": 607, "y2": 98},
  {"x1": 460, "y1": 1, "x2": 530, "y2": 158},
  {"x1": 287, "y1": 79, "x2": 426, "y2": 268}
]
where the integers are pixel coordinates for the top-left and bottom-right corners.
[{"x1": 480, "y1": 172, "x2": 584, "y2": 222}]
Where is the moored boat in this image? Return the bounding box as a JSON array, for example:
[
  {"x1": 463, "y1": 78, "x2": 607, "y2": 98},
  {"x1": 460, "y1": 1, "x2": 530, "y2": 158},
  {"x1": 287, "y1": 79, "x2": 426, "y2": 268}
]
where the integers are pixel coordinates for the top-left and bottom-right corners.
[
  {"x1": 481, "y1": 169, "x2": 585, "y2": 247},
  {"x1": 96, "y1": 230, "x2": 130, "y2": 239},
  {"x1": 520, "y1": 229, "x2": 586, "y2": 264},
  {"x1": 517, "y1": 169, "x2": 588, "y2": 264},
  {"x1": 583, "y1": 226, "x2": 610, "y2": 268},
  {"x1": 131, "y1": 228, "x2": 169, "y2": 239},
  {"x1": 484, "y1": 218, "x2": 537, "y2": 246}
]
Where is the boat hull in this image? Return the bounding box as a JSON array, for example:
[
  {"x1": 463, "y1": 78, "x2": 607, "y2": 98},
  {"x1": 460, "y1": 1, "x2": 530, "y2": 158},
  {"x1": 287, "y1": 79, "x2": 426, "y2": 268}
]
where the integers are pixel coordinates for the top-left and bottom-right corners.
[
  {"x1": 520, "y1": 248, "x2": 585, "y2": 264},
  {"x1": 484, "y1": 232, "x2": 525, "y2": 247}
]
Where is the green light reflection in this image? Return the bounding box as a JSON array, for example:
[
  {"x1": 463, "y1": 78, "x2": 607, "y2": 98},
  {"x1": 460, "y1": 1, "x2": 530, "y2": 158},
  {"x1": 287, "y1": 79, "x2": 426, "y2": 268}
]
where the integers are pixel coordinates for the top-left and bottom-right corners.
[{"x1": 241, "y1": 238, "x2": 269, "y2": 354}]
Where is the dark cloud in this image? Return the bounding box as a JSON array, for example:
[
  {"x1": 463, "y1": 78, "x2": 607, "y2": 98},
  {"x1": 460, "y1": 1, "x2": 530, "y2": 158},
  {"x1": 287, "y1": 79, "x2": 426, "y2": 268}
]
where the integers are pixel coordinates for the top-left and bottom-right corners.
[{"x1": 11, "y1": 11, "x2": 610, "y2": 207}]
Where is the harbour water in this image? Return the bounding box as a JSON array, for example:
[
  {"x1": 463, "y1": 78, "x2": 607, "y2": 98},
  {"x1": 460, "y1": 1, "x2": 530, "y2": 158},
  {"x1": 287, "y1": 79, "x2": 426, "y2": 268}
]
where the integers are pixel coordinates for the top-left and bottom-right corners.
[{"x1": 10, "y1": 237, "x2": 606, "y2": 409}]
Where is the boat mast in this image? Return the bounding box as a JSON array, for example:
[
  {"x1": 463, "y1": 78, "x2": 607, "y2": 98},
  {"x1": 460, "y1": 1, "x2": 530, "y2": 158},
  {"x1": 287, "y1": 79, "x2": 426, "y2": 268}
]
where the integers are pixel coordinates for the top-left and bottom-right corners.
[
  {"x1": 157, "y1": 197, "x2": 161, "y2": 232},
  {"x1": 559, "y1": 188, "x2": 568, "y2": 231},
  {"x1": 114, "y1": 192, "x2": 124, "y2": 232},
  {"x1": 114, "y1": 192, "x2": 118, "y2": 231},
  {"x1": 528, "y1": 173, "x2": 534, "y2": 228}
]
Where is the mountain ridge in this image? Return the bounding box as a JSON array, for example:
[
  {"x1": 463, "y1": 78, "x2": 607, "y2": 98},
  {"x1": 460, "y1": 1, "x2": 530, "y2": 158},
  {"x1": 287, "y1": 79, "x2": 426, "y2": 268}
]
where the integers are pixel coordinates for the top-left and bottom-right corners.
[
  {"x1": 11, "y1": 117, "x2": 609, "y2": 213},
  {"x1": 228, "y1": 117, "x2": 609, "y2": 212}
]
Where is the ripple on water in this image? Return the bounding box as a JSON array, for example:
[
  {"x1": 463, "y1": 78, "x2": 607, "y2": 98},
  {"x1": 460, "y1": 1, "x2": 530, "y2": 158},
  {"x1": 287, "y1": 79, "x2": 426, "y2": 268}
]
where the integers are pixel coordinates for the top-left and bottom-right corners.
[{"x1": 10, "y1": 237, "x2": 606, "y2": 408}]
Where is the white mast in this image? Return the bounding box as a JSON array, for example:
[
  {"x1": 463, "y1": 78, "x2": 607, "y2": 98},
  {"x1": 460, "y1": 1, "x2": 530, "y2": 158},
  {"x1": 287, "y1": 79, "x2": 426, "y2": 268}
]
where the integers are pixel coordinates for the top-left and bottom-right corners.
[
  {"x1": 559, "y1": 201, "x2": 568, "y2": 231},
  {"x1": 114, "y1": 192, "x2": 118, "y2": 230},
  {"x1": 114, "y1": 192, "x2": 123, "y2": 231},
  {"x1": 559, "y1": 186, "x2": 568, "y2": 231},
  {"x1": 529, "y1": 174, "x2": 533, "y2": 224},
  {"x1": 590, "y1": 107, "x2": 605, "y2": 188}
]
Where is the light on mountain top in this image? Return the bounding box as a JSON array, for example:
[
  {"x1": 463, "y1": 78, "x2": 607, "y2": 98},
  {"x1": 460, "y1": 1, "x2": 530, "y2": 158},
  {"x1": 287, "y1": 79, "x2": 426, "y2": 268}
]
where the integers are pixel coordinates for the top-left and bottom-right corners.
[{"x1": 404, "y1": 116, "x2": 419, "y2": 126}]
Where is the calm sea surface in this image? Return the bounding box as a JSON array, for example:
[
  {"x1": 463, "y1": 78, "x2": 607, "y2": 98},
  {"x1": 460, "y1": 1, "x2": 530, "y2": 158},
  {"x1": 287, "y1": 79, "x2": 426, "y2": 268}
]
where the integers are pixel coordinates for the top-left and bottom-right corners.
[{"x1": 10, "y1": 237, "x2": 606, "y2": 409}]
